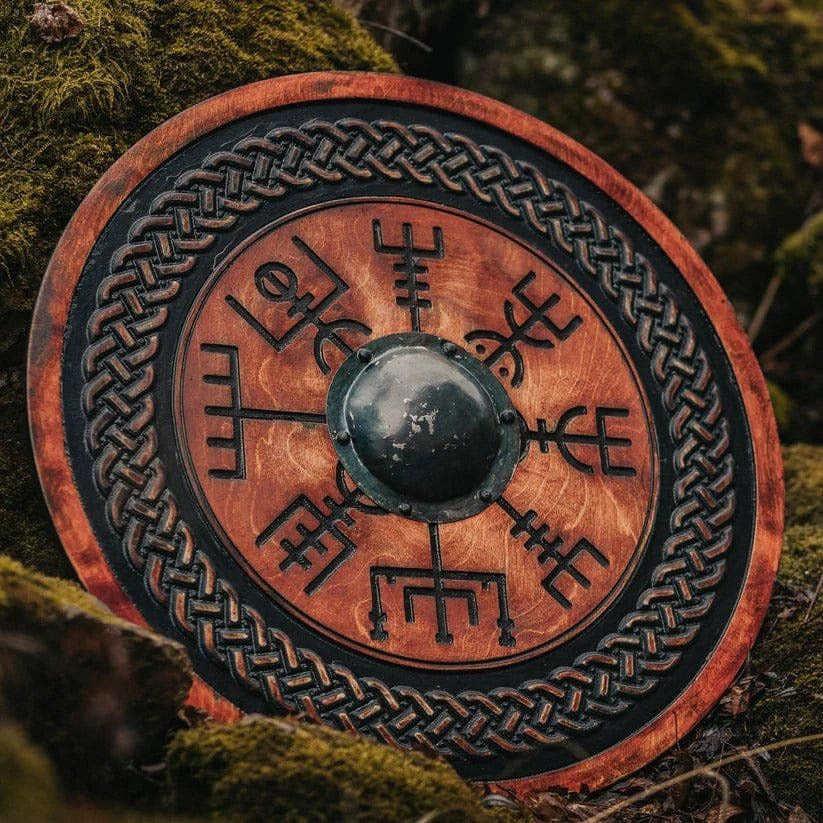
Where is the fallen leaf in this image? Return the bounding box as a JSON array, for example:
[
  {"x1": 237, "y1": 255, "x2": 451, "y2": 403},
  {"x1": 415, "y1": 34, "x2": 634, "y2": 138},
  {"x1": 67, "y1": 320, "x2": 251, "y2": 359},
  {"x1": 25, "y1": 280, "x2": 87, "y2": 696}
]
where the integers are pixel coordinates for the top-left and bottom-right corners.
[
  {"x1": 720, "y1": 675, "x2": 763, "y2": 717},
  {"x1": 788, "y1": 806, "x2": 813, "y2": 823},
  {"x1": 29, "y1": 1, "x2": 83, "y2": 44},
  {"x1": 704, "y1": 802, "x2": 745, "y2": 822},
  {"x1": 531, "y1": 791, "x2": 594, "y2": 821},
  {"x1": 532, "y1": 793, "x2": 572, "y2": 821},
  {"x1": 798, "y1": 122, "x2": 823, "y2": 169}
]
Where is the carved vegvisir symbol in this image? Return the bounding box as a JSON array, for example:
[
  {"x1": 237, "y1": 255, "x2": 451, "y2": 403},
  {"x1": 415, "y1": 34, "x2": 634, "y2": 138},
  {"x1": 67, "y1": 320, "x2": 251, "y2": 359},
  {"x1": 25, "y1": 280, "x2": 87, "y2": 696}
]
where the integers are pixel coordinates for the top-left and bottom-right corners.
[{"x1": 176, "y1": 199, "x2": 657, "y2": 668}]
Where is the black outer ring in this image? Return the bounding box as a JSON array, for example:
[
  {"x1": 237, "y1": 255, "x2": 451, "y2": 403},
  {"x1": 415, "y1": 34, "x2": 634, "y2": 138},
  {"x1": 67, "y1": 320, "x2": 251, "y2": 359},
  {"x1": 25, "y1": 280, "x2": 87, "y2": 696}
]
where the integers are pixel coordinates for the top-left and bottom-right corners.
[
  {"x1": 327, "y1": 332, "x2": 521, "y2": 522},
  {"x1": 60, "y1": 98, "x2": 756, "y2": 781}
]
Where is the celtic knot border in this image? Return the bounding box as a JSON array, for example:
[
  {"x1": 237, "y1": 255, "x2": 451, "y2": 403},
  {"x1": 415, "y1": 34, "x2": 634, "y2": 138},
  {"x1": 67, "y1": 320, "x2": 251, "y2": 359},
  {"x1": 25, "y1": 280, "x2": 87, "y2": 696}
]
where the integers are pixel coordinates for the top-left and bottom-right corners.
[{"x1": 81, "y1": 118, "x2": 735, "y2": 759}]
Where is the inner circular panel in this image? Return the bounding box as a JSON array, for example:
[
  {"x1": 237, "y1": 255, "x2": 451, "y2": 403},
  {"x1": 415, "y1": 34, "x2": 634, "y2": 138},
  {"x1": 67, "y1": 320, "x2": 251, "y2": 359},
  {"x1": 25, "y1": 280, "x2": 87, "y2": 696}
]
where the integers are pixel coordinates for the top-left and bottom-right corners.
[{"x1": 175, "y1": 197, "x2": 658, "y2": 669}]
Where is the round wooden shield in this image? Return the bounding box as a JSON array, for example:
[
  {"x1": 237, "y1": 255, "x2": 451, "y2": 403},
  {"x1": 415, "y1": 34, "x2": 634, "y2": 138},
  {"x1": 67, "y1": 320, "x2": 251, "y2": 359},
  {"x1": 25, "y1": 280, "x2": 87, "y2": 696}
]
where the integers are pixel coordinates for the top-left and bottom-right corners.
[{"x1": 28, "y1": 73, "x2": 782, "y2": 796}]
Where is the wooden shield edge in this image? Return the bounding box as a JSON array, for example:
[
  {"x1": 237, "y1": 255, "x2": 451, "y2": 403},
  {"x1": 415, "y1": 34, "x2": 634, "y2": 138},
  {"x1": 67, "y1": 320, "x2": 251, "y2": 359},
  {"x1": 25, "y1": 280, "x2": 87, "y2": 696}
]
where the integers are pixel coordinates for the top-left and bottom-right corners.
[{"x1": 26, "y1": 71, "x2": 783, "y2": 797}]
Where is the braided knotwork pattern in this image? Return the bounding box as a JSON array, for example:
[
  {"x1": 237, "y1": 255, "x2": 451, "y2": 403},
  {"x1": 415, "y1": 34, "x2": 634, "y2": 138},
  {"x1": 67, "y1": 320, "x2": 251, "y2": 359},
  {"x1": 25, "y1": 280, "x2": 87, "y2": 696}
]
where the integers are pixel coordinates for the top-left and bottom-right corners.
[{"x1": 81, "y1": 118, "x2": 735, "y2": 758}]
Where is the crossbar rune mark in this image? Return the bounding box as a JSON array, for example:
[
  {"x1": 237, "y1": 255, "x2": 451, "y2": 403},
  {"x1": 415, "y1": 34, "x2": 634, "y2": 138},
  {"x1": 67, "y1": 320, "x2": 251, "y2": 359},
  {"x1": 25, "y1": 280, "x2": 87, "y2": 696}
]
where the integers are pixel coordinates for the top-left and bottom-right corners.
[
  {"x1": 372, "y1": 220, "x2": 444, "y2": 331},
  {"x1": 523, "y1": 406, "x2": 636, "y2": 476},
  {"x1": 226, "y1": 235, "x2": 371, "y2": 373},
  {"x1": 497, "y1": 498, "x2": 609, "y2": 609},
  {"x1": 200, "y1": 345, "x2": 383, "y2": 594},
  {"x1": 256, "y1": 463, "x2": 384, "y2": 595},
  {"x1": 200, "y1": 343, "x2": 326, "y2": 480},
  {"x1": 465, "y1": 271, "x2": 582, "y2": 387},
  {"x1": 369, "y1": 523, "x2": 515, "y2": 647}
]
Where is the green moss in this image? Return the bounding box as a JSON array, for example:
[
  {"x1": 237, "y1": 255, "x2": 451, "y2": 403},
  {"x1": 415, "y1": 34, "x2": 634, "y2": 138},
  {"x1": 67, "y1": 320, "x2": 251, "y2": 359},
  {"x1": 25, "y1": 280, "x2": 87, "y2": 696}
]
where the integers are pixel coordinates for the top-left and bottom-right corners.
[
  {"x1": 0, "y1": 555, "x2": 193, "y2": 799},
  {"x1": 780, "y1": 525, "x2": 823, "y2": 584},
  {"x1": 782, "y1": 443, "x2": 823, "y2": 528},
  {"x1": 0, "y1": 397, "x2": 74, "y2": 578},
  {"x1": 0, "y1": 722, "x2": 60, "y2": 821},
  {"x1": 746, "y1": 443, "x2": 823, "y2": 815},
  {"x1": 166, "y1": 717, "x2": 506, "y2": 822}
]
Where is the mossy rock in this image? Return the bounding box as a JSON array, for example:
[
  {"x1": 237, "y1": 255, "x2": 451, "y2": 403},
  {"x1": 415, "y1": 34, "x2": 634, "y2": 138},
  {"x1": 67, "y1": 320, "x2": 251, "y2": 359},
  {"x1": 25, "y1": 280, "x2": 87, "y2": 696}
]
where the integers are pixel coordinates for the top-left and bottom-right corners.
[
  {"x1": 0, "y1": 722, "x2": 61, "y2": 821},
  {"x1": 0, "y1": 554, "x2": 193, "y2": 799},
  {"x1": 0, "y1": 0, "x2": 396, "y2": 579},
  {"x1": 746, "y1": 444, "x2": 823, "y2": 815},
  {"x1": 165, "y1": 716, "x2": 519, "y2": 822},
  {"x1": 0, "y1": 0, "x2": 396, "y2": 309},
  {"x1": 0, "y1": 395, "x2": 74, "y2": 579}
]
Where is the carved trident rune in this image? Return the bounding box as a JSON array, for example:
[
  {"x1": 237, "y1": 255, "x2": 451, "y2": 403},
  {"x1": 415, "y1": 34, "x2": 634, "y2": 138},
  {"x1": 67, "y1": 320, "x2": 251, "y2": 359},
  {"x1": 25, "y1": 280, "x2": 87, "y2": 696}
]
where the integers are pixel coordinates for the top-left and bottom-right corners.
[
  {"x1": 465, "y1": 271, "x2": 582, "y2": 387},
  {"x1": 369, "y1": 523, "x2": 515, "y2": 647},
  {"x1": 227, "y1": 235, "x2": 371, "y2": 373},
  {"x1": 496, "y1": 497, "x2": 609, "y2": 609},
  {"x1": 256, "y1": 463, "x2": 384, "y2": 595},
  {"x1": 200, "y1": 343, "x2": 326, "y2": 480},
  {"x1": 372, "y1": 220, "x2": 445, "y2": 332},
  {"x1": 523, "y1": 406, "x2": 637, "y2": 477}
]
